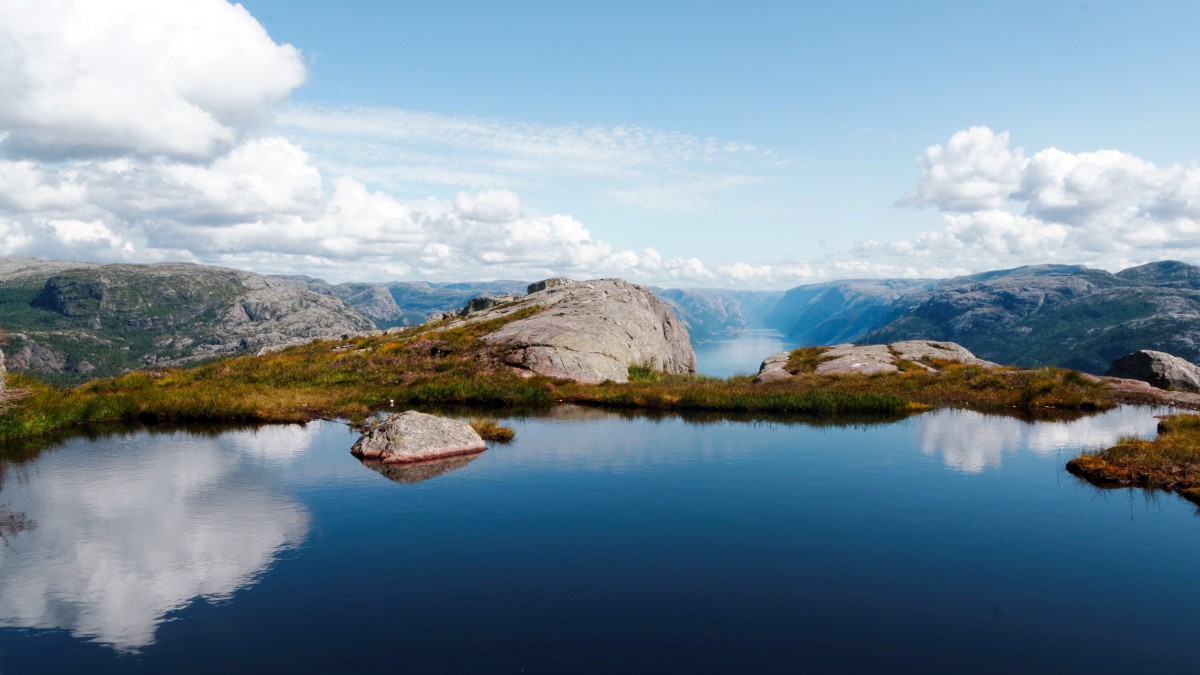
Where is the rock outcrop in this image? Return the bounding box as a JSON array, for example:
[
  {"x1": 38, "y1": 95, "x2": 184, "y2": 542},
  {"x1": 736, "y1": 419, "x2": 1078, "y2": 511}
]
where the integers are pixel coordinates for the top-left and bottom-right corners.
[
  {"x1": 351, "y1": 411, "x2": 487, "y2": 464},
  {"x1": 754, "y1": 351, "x2": 792, "y2": 384},
  {"x1": 462, "y1": 278, "x2": 695, "y2": 384},
  {"x1": 1105, "y1": 350, "x2": 1200, "y2": 392},
  {"x1": 754, "y1": 340, "x2": 996, "y2": 383}
]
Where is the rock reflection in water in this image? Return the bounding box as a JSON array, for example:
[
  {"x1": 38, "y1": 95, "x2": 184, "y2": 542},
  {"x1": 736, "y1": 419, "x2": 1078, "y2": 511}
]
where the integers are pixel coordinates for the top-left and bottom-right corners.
[
  {"x1": 914, "y1": 406, "x2": 1166, "y2": 473},
  {"x1": 0, "y1": 427, "x2": 311, "y2": 651},
  {"x1": 360, "y1": 452, "x2": 483, "y2": 483}
]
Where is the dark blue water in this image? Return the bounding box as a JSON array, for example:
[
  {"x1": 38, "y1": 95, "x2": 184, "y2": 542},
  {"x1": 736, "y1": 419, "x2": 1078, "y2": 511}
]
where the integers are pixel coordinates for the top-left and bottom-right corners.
[
  {"x1": 694, "y1": 329, "x2": 791, "y2": 378},
  {"x1": 1, "y1": 405, "x2": 1196, "y2": 673}
]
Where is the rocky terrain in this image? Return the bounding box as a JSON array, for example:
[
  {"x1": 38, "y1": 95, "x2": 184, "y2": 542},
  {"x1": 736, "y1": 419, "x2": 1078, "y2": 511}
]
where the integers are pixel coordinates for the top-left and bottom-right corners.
[
  {"x1": 755, "y1": 340, "x2": 996, "y2": 384},
  {"x1": 1106, "y1": 349, "x2": 1200, "y2": 392},
  {"x1": 445, "y1": 277, "x2": 696, "y2": 383},
  {"x1": 0, "y1": 258, "x2": 373, "y2": 383}
]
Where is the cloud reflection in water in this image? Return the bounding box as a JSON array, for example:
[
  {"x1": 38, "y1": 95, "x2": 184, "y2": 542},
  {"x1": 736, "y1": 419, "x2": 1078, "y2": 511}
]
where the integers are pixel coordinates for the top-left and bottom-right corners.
[
  {"x1": 0, "y1": 428, "x2": 311, "y2": 651},
  {"x1": 914, "y1": 406, "x2": 1164, "y2": 474}
]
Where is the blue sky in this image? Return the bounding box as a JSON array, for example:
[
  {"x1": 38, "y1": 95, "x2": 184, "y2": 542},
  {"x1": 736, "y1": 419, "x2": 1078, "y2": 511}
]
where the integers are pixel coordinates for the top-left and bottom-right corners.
[{"x1": 1, "y1": 1, "x2": 1198, "y2": 287}]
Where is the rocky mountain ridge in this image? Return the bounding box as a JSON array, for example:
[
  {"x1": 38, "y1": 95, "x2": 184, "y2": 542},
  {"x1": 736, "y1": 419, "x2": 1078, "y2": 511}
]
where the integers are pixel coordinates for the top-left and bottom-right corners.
[
  {"x1": 0, "y1": 258, "x2": 373, "y2": 382},
  {"x1": 762, "y1": 262, "x2": 1200, "y2": 374}
]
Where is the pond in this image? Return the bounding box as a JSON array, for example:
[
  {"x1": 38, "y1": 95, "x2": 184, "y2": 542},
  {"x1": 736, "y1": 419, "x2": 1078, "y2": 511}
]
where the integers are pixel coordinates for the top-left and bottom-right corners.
[{"x1": 0, "y1": 404, "x2": 1195, "y2": 672}]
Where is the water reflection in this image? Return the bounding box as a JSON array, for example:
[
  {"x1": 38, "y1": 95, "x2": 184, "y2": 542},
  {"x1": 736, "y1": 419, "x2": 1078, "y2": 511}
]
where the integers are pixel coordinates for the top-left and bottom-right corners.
[
  {"x1": 360, "y1": 453, "x2": 483, "y2": 483},
  {"x1": 914, "y1": 406, "x2": 1165, "y2": 473},
  {"x1": 0, "y1": 428, "x2": 311, "y2": 651}
]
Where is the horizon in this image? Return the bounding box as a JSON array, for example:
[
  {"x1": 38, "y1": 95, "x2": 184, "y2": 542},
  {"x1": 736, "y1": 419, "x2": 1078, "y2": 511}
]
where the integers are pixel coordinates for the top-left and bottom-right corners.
[{"x1": 2, "y1": 1, "x2": 1200, "y2": 289}]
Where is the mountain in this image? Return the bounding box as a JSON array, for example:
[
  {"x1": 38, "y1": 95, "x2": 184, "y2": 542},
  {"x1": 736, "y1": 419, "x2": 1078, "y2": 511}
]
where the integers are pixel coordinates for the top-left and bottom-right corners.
[
  {"x1": 280, "y1": 274, "x2": 783, "y2": 342},
  {"x1": 862, "y1": 262, "x2": 1200, "y2": 373},
  {"x1": 276, "y1": 276, "x2": 532, "y2": 328},
  {"x1": 653, "y1": 288, "x2": 783, "y2": 341},
  {"x1": 763, "y1": 278, "x2": 934, "y2": 346},
  {"x1": 0, "y1": 258, "x2": 373, "y2": 383},
  {"x1": 385, "y1": 280, "x2": 531, "y2": 326},
  {"x1": 273, "y1": 276, "x2": 406, "y2": 326},
  {"x1": 760, "y1": 262, "x2": 1200, "y2": 374}
]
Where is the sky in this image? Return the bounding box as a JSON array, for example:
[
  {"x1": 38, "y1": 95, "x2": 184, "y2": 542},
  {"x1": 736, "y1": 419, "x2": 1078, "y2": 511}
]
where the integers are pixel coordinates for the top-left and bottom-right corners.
[{"x1": 2, "y1": 0, "x2": 1200, "y2": 288}]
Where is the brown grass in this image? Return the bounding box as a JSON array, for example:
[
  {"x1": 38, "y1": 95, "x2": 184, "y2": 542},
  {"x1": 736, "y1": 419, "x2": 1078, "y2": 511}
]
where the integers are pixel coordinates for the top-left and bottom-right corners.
[{"x1": 1069, "y1": 414, "x2": 1200, "y2": 502}]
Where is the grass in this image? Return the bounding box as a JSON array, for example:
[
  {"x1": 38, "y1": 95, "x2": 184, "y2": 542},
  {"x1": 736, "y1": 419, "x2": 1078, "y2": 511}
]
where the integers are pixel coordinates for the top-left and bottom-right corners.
[
  {"x1": 469, "y1": 418, "x2": 516, "y2": 443},
  {"x1": 0, "y1": 327, "x2": 1123, "y2": 447},
  {"x1": 785, "y1": 346, "x2": 830, "y2": 374},
  {"x1": 1068, "y1": 414, "x2": 1200, "y2": 503}
]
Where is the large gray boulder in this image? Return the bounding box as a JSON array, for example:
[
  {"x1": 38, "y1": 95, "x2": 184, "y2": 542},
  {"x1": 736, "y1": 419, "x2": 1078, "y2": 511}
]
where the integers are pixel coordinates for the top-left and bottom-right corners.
[
  {"x1": 1105, "y1": 350, "x2": 1200, "y2": 392},
  {"x1": 473, "y1": 278, "x2": 696, "y2": 384},
  {"x1": 351, "y1": 411, "x2": 487, "y2": 464}
]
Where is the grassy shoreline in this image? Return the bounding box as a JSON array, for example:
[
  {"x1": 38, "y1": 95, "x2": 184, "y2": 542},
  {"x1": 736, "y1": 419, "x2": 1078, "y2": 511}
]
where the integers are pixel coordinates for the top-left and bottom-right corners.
[
  {"x1": 1068, "y1": 414, "x2": 1200, "y2": 504},
  {"x1": 0, "y1": 323, "x2": 1122, "y2": 447}
]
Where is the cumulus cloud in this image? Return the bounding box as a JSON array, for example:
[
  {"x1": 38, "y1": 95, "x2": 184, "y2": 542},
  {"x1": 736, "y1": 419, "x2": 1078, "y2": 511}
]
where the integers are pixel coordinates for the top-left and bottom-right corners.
[
  {"x1": 0, "y1": 0, "x2": 305, "y2": 160},
  {"x1": 900, "y1": 126, "x2": 1026, "y2": 212},
  {"x1": 874, "y1": 126, "x2": 1200, "y2": 272}
]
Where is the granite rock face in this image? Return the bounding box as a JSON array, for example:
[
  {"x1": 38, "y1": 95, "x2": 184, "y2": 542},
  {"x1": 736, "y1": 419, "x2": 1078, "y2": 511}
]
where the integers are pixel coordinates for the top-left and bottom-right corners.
[
  {"x1": 351, "y1": 411, "x2": 487, "y2": 464},
  {"x1": 469, "y1": 278, "x2": 696, "y2": 384},
  {"x1": 1105, "y1": 350, "x2": 1200, "y2": 392},
  {"x1": 754, "y1": 340, "x2": 996, "y2": 383}
]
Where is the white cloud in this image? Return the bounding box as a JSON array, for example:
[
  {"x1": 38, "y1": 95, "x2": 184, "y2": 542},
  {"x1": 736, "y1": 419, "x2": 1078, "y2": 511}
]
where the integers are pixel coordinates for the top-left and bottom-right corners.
[
  {"x1": 5, "y1": 1, "x2": 1200, "y2": 290},
  {"x1": 899, "y1": 126, "x2": 1025, "y2": 212},
  {"x1": 877, "y1": 126, "x2": 1200, "y2": 272},
  {"x1": 0, "y1": 0, "x2": 305, "y2": 160},
  {"x1": 274, "y1": 104, "x2": 772, "y2": 212}
]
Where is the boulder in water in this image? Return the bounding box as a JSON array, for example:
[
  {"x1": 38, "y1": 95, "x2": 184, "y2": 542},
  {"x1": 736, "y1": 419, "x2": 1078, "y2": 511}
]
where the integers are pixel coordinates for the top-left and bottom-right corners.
[{"x1": 351, "y1": 411, "x2": 487, "y2": 464}]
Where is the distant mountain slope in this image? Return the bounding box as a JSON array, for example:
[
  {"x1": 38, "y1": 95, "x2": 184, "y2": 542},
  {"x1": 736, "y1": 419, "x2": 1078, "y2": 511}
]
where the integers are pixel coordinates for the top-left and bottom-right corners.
[
  {"x1": 273, "y1": 276, "x2": 406, "y2": 325},
  {"x1": 0, "y1": 258, "x2": 373, "y2": 383},
  {"x1": 273, "y1": 276, "x2": 533, "y2": 328},
  {"x1": 762, "y1": 262, "x2": 1200, "y2": 374},
  {"x1": 863, "y1": 262, "x2": 1200, "y2": 373},
  {"x1": 763, "y1": 278, "x2": 934, "y2": 346},
  {"x1": 280, "y1": 274, "x2": 783, "y2": 341},
  {"x1": 653, "y1": 288, "x2": 783, "y2": 341}
]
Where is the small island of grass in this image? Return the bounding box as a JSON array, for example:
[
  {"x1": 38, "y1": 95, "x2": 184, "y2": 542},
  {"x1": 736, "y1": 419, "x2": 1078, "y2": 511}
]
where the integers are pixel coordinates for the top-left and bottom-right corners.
[{"x1": 1068, "y1": 414, "x2": 1200, "y2": 504}]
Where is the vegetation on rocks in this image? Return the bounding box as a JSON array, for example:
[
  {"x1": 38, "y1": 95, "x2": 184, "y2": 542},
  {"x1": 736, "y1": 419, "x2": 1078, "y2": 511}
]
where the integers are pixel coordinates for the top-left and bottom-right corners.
[
  {"x1": 1068, "y1": 414, "x2": 1200, "y2": 503},
  {"x1": 0, "y1": 308, "x2": 1124, "y2": 448}
]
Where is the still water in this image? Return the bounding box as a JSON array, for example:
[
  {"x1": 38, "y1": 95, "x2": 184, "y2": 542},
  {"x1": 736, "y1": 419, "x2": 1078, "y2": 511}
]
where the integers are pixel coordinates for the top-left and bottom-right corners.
[
  {"x1": 694, "y1": 329, "x2": 791, "y2": 378},
  {"x1": 0, "y1": 404, "x2": 1195, "y2": 672}
]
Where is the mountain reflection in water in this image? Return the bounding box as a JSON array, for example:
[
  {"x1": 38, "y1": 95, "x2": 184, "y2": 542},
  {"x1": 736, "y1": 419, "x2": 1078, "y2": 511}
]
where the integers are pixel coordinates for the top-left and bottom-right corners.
[{"x1": 0, "y1": 426, "x2": 312, "y2": 650}]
